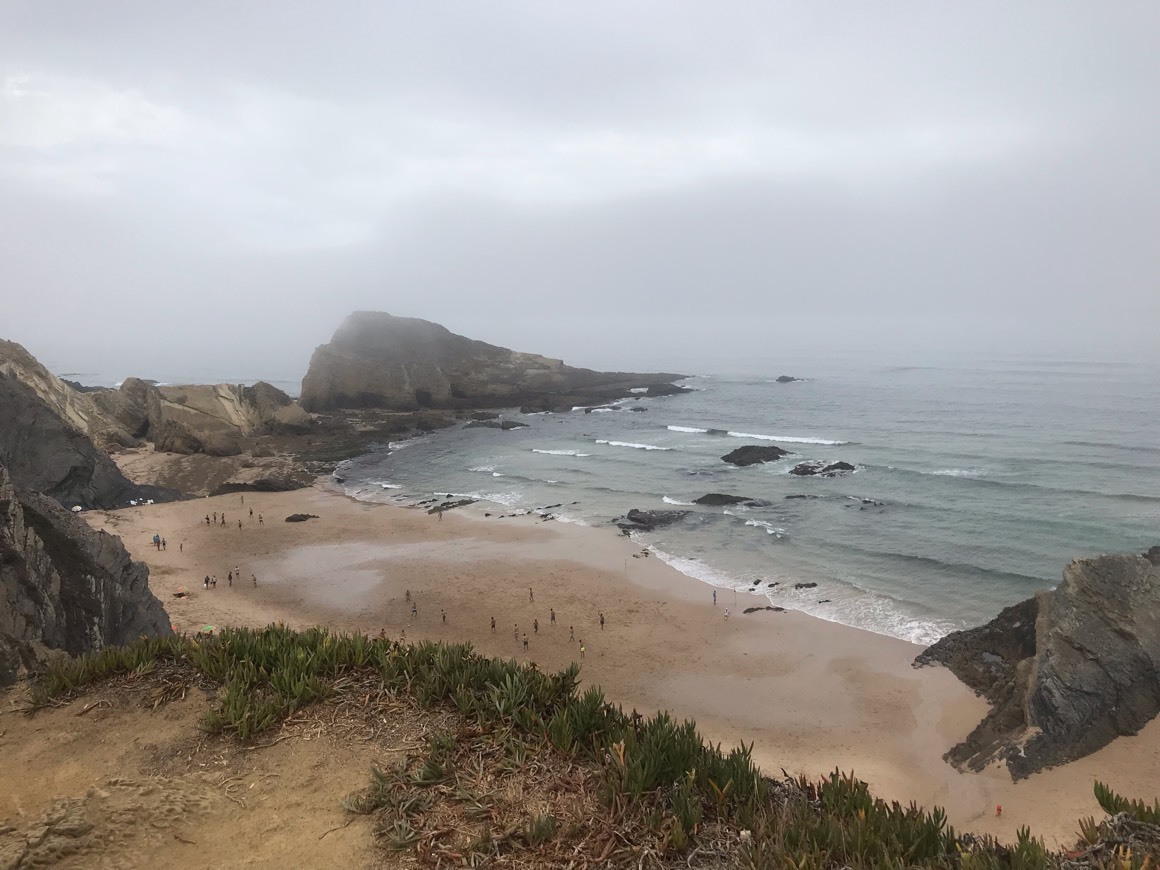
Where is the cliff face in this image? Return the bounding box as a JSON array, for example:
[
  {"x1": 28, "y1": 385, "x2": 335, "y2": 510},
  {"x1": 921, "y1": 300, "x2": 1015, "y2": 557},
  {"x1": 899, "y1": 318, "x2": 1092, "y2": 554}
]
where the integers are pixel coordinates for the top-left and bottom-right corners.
[
  {"x1": 0, "y1": 464, "x2": 171, "y2": 685},
  {"x1": 916, "y1": 548, "x2": 1160, "y2": 778},
  {"x1": 0, "y1": 340, "x2": 311, "y2": 458},
  {"x1": 300, "y1": 312, "x2": 686, "y2": 412},
  {"x1": 0, "y1": 372, "x2": 175, "y2": 509}
]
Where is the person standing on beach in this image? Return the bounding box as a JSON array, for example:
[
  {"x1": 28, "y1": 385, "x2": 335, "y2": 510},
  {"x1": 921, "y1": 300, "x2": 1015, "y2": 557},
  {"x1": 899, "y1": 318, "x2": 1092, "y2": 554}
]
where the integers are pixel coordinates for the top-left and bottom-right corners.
[
  {"x1": 724, "y1": 608, "x2": 730, "y2": 621},
  {"x1": 550, "y1": 608, "x2": 556, "y2": 626},
  {"x1": 533, "y1": 618, "x2": 538, "y2": 634},
  {"x1": 411, "y1": 603, "x2": 417, "y2": 618},
  {"x1": 240, "y1": 494, "x2": 244, "y2": 505},
  {"x1": 569, "y1": 625, "x2": 574, "y2": 641},
  {"x1": 599, "y1": 612, "x2": 605, "y2": 630},
  {"x1": 211, "y1": 575, "x2": 217, "y2": 588},
  {"x1": 227, "y1": 571, "x2": 233, "y2": 586},
  {"x1": 529, "y1": 588, "x2": 534, "y2": 603},
  {"x1": 221, "y1": 514, "x2": 226, "y2": 526},
  {"x1": 514, "y1": 623, "x2": 519, "y2": 640},
  {"x1": 490, "y1": 617, "x2": 496, "y2": 633},
  {"x1": 204, "y1": 575, "x2": 210, "y2": 590},
  {"x1": 238, "y1": 520, "x2": 242, "y2": 529},
  {"x1": 258, "y1": 514, "x2": 263, "y2": 525},
  {"x1": 252, "y1": 574, "x2": 257, "y2": 587},
  {"x1": 441, "y1": 609, "x2": 446, "y2": 624},
  {"x1": 161, "y1": 538, "x2": 166, "y2": 551},
  {"x1": 249, "y1": 507, "x2": 253, "y2": 518},
  {"x1": 579, "y1": 642, "x2": 585, "y2": 659},
  {"x1": 206, "y1": 515, "x2": 211, "y2": 526},
  {"x1": 522, "y1": 634, "x2": 529, "y2": 651},
  {"x1": 713, "y1": 590, "x2": 717, "y2": 606},
  {"x1": 212, "y1": 512, "x2": 217, "y2": 524}
]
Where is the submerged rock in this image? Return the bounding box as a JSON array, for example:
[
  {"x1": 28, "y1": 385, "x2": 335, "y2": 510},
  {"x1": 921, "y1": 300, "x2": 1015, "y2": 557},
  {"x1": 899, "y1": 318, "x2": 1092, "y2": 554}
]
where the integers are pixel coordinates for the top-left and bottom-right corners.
[
  {"x1": 916, "y1": 549, "x2": 1160, "y2": 779},
  {"x1": 615, "y1": 508, "x2": 690, "y2": 533}
]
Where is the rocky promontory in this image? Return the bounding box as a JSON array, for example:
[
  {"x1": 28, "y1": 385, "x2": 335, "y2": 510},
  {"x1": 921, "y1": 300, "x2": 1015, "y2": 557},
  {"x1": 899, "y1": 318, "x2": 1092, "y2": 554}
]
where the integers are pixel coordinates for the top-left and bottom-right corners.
[
  {"x1": 300, "y1": 312, "x2": 687, "y2": 413},
  {"x1": 0, "y1": 463, "x2": 171, "y2": 685},
  {"x1": 916, "y1": 547, "x2": 1160, "y2": 778}
]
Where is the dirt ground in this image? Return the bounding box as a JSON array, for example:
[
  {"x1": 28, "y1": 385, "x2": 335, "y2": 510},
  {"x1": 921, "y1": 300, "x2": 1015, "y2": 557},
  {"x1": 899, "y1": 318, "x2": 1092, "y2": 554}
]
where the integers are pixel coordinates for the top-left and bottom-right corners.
[{"x1": 0, "y1": 674, "x2": 429, "y2": 869}]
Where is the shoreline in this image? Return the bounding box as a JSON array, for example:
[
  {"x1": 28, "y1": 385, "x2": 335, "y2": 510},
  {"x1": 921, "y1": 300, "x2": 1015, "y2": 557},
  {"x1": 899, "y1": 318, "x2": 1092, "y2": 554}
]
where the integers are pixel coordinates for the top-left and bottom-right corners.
[{"x1": 84, "y1": 479, "x2": 1160, "y2": 848}]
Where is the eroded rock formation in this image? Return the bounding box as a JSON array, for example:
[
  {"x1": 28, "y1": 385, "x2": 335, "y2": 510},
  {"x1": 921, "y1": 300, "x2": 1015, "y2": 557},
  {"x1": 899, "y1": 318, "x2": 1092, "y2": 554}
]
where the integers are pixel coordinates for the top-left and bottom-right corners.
[
  {"x1": 300, "y1": 312, "x2": 686, "y2": 412},
  {"x1": 721, "y1": 445, "x2": 791, "y2": 467},
  {"x1": 916, "y1": 548, "x2": 1160, "y2": 778},
  {"x1": 0, "y1": 464, "x2": 171, "y2": 685}
]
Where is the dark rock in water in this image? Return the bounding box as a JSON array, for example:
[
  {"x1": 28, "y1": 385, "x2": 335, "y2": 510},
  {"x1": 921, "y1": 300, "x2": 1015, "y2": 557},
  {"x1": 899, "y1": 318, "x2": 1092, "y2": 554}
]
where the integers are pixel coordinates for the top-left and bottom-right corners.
[
  {"x1": 775, "y1": 375, "x2": 800, "y2": 383},
  {"x1": 629, "y1": 406, "x2": 648, "y2": 412},
  {"x1": 915, "y1": 549, "x2": 1160, "y2": 779},
  {"x1": 790, "y1": 461, "x2": 855, "y2": 477},
  {"x1": 463, "y1": 419, "x2": 529, "y2": 430},
  {"x1": 743, "y1": 606, "x2": 786, "y2": 614},
  {"x1": 615, "y1": 508, "x2": 690, "y2": 533},
  {"x1": 818, "y1": 599, "x2": 832, "y2": 604},
  {"x1": 694, "y1": 493, "x2": 753, "y2": 506},
  {"x1": 784, "y1": 494, "x2": 816, "y2": 500},
  {"x1": 284, "y1": 513, "x2": 319, "y2": 522},
  {"x1": 0, "y1": 464, "x2": 171, "y2": 685},
  {"x1": 793, "y1": 582, "x2": 818, "y2": 590},
  {"x1": 644, "y1": 383, "x2": 693, "y2": 397},
  {"x1": 471, "y1": 411, "x2": 500, "y2": 421},
  {"x1": 721, "y1": 445, "x2": 791, "y2": 467}
]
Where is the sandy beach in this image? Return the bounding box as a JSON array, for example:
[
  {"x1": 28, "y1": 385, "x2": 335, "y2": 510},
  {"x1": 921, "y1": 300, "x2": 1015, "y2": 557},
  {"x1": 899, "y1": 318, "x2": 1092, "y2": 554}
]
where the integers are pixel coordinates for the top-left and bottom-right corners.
[{"x1": 84, "y1": 481, "x2": 1160, "y2": 848}]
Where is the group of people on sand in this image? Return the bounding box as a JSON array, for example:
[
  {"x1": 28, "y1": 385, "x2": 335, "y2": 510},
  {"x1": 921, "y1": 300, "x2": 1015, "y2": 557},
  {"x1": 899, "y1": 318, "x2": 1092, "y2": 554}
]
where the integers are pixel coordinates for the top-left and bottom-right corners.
[
  {"x1": 202, "y1": 566, "x2": 257, "y2": 590},
  {"x1": 204, "y1": 508, "x2": 263, "y2": 529}
]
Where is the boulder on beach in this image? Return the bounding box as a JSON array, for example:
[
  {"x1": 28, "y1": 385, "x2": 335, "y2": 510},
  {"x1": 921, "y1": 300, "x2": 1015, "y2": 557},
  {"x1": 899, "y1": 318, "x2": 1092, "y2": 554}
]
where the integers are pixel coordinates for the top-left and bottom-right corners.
[
  {"x1": 721, "y1": 445, "x2": 791, "y2": 467},
  {"x1": 915, "y1": 548, "x2": 1160, "y2": 779},
  {"x1": 284, "y1": 513, "x2": 319, "y2": 522},
  {"x1": 789, "y1": 461, "x2": 855, "y2": 477}
]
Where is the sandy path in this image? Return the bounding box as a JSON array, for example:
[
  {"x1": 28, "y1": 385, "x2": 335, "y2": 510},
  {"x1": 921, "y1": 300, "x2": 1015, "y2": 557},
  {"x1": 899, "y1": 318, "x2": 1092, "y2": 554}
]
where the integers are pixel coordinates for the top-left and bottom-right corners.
[{"x1": 84, "y1": 483, "x2": 1160, "y2": 848}]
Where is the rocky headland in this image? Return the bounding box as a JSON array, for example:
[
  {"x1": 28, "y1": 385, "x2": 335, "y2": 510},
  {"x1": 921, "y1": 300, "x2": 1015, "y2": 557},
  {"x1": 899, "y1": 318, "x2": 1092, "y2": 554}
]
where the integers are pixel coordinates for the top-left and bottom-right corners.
[
  {"x1": 0, "y1": 463, "x2": 171, "y2": 685},
  {"x1": 299, "y1": 311, "x2": 687, "y2": 413},
  {"x1": 916, "y1": 547, "x2": 1160, "y2": 779}
]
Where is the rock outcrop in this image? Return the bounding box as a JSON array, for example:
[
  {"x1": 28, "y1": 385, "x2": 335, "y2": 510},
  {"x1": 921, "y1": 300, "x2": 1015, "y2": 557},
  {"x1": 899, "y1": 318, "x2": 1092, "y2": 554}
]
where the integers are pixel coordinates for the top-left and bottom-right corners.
[
  {"x1": 721, "y1": 445, "x2": 791, "y2": 467},
  {"x1": 915, "y1": 549, "x2": 1160, "y2": 778},
  {"x1": 299, "y1": 312, "x2": 686, "y2": 412},
  {"x1": 790, "y1": 461, "x2": 856, "y2": 477},
  {"x1": 0, "y1": 340, "x2": 312, "y2": 458},
  {"x1": 0, "y1": 372, "x2": 176, "y2": 509},
  {"x1": 694, "y1": 493, "x2": 766, "y2": 506},
  {"x1": 0, "y1": 464, "x2": 171, "y2": 685},
  {"x1": 614, "y1": 508, "x2": 690, "y2": 533}
]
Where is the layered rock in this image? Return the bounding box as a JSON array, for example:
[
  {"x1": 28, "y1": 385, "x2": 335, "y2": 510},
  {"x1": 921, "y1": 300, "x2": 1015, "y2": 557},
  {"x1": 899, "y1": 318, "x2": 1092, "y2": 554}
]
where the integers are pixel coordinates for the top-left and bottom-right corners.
[
  {"x1": 300, "y1": 312, "x2": 686, "y2": 412},
  {"x1": 0, "y1": 464, "x2": 171, "y2": 685},
  {"x1": 790, "y1": 461, "x2": 856, "y2": 477},
  {"x1": 0, "y1": 372, "x2": 175, "y2": 509},
  {"x1": 916, "y1": 548, "x2": 1160, "y2": 778}
]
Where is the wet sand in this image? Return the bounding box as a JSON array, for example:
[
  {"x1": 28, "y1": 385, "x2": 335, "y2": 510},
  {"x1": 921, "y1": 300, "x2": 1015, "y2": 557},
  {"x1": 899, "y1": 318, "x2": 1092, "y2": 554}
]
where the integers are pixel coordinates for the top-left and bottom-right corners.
[{"x1": 85, "y1": 482, "x2": 1160, "y2": 848}]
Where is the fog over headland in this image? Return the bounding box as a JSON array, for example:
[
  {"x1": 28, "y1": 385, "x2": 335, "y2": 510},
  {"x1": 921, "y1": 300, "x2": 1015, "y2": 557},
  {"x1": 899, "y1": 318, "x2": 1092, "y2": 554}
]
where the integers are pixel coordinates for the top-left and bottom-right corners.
[{"x1": 1, "y1": 2, "x2": 1158, "y2": 380}]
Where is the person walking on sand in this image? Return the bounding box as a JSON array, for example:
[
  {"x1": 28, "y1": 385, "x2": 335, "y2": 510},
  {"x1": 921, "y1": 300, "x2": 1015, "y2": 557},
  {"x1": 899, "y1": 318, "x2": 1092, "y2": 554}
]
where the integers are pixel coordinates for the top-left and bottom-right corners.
[
  {"x1": 528, "y1": 588, "x2": 534, "y2": 603},
  {"x1": 533, "y1": 618, "x2": 538, "y2": 634},
  {"x1": 713, "y1": 589, "x2": 717, "y2": 606},
  {"x1": 490, "y1": 616, "x2": 496, "y2": 633},
  {"x1": 238, "y1": 519, "x2": 242, "y2": 529},
  {"x1": 212, "y1": 512, "x2": 217, "y2": 524},
  {"x1": 240, "y1": 494, "x2": 244, "y2": 505},
  {"x1": 258, "y1": 514, "x2": 263, "y2": 525},
  {"x1": 579, "y1": 642, "x2": 585, "y2": 659},
  {"x1": 411, "y1": 603, "x2": 417, "y2": 619},
  {"x1": 513, "y1": 624, "x2": 519, "y2": 640},
  {"x1": 569, "y1": 625, "x2": 574, "y2": 642},
  {"x1": 249, "y1": 507, "x2": 253, "y2": 518},
  {"x1": 405, "y1": 589, "x2": 411, "y2": 602},
  {"x1": 162, "y1": 538, "x2": 167, "y2": 551},
  {"x1": 724, "y1": 608, "x2": 730, "y2": 621},
  {"x1": 221, "y1": 514, "x2": 226, "y2": 526},
  {"x1": 550, "y1": 608, "x2": 556, "y2": 626},
  {"x1": 599, "y1": 612, "x2": 605, "y2": 630},
  {"x1": 204, "y1": 575, "x2": 210, "y2": 590},
  {"x1": 179, "y1": 542, "x2": 183, "y2": 553},
  {"x1": 252, "y1": 574, "x2": 257, "y2": 587},
  {"x1": 211, "y1": 575, "x2": 217, "y2": 588},
  {"x1": 227, "y1": 571, "x2": 233, "y2": 586},
  {"x1": 206, "y1": 514, "x2": 211, "y2": 526},
  {"x1": 441, "y1": 609, "x2": 446, "y2": 624},
  {"x1": 522, "y1": 634, "x2": 529, "y2": 651}
]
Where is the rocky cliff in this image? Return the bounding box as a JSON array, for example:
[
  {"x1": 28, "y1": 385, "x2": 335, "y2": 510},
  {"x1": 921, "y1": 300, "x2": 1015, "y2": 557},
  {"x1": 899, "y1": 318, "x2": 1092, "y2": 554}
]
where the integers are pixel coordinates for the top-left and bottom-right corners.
[
  {"x1": 0, "y1": 371, "x2": 175, "y2": 509},
  {"x1": 300, "y1": 312, "x2": 687, "y2": 412},
  {"x1": 916, "y1": 548, "x2": 1160, "y2": 778},
  {"x1": 0, "y1": 340, "x2": 311, "y2": 457},
  {"x1": 0, "y1": 464, "x2": 171, "y2": 685}
]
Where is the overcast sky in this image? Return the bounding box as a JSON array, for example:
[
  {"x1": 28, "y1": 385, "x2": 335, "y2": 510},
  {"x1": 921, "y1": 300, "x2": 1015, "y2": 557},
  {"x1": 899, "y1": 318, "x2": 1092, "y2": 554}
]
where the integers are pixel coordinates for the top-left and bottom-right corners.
[{"x1": 1, "y1": 1, "x2": 1157, "y2": 381}]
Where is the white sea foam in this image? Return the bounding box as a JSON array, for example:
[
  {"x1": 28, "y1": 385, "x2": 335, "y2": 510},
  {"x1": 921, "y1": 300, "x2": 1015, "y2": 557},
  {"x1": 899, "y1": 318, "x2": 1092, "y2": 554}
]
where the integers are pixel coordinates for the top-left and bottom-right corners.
[
  {"x1": 745, "y1": 519, "x2": 786, "y2": 536},
  {"x1": 662, "y1": 496, "x2": 695, "y2": 505},
  {"x1": 727, "y1": 431, "x2": 846, "y2": 445},
  {"x1": 378, "y1": 483, "x2": 402, "y2": 490},
  {"x1": 667, "y1": 425, "x2": 708, "y2": 434},
  {"x1": 595, "y1": 440, "x2": 671, "y2": 451},
  {"x1": 532, "y1": 449, "x2": 591, "y2": 457},
  {"x1": 930, "y1": 468, "x2": 985, "y2": 477},
  {"x1": 469, "y1": 465, "x2": 496, "y2": 473},
  {"x1": 629, "y1": 387, "x2": 648, "y2": 393},
  {"x1": 388, "y1": 436, "x2": 426, "y2": 450},
  {"x1": 437, "y1": 490, "x2": 525, "y2": 508}
]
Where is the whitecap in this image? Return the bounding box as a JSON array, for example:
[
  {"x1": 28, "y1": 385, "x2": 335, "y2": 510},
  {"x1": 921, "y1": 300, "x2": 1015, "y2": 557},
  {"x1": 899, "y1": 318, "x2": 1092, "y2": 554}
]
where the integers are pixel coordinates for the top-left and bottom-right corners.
[
  {"x1": 629, "y1": 387, "x2": 648, "y2": 393},
  {"x1": 727, "y1": 431, "x2": 847, "y2": 445},
  {"x1": 532, "y1": 449, "x2": 591, "y2": 457},
  {"x1": 469, "y1": 465, "x2": 496, "y2": 473},
  {"x1": 662, "y1": 496, "x2": 695, "y2": 506},
  {"x1": 667, "y1": 425, "x2": 708, "y2": 434},
  {"x1": 745, "y1": 519, "x2": 786, "y2": 536},
  {"x1": 930, "y1": 468, "x2": 985, "y2": 477},
  {"x1": 595, "y1": 440, "x2": 672, "y2": 451},
  {"x1": 378, "y1": 483, "x2": 402, "y2": 490}
]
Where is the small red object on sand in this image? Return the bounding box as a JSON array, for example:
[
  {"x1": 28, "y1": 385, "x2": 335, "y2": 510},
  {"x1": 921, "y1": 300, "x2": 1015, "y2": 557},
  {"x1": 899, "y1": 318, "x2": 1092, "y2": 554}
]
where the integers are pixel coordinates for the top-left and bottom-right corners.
[{"x1": 996, "y1": 804, "x2": 1002, "y2": 817}]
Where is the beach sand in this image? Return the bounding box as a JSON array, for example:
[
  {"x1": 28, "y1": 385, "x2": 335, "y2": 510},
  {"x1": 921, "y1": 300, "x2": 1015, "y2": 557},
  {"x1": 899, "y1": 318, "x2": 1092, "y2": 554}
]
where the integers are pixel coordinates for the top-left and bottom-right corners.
[{"x1": 85, "y1": 482, "x2": 1160, "y2": 848}]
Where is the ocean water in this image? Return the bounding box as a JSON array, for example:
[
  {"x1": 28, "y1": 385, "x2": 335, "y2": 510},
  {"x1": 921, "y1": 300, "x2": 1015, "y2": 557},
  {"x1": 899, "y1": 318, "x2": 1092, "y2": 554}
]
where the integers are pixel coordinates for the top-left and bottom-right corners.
[{"x1": 335, "y1": 358, "x2": 1160, "y2": 645}]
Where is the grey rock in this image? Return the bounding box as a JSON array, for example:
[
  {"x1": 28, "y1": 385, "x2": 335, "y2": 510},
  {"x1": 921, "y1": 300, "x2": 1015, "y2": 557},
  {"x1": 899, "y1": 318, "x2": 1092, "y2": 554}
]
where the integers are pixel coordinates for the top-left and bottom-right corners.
[
  {"x1": 915, "y1": 549, "x2": 1160, "y2": 778},
  {"x1": 0, "y1": 463, "x2": 171, "y2": 686},
  {"x1": 615, "y1": 508, "x2": 690, "y2": 533},
  {"x1": 789, "y1": 461, "x2": 856, "y2": 477}
]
